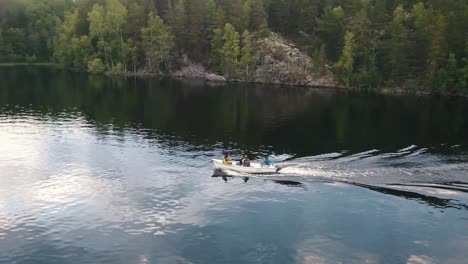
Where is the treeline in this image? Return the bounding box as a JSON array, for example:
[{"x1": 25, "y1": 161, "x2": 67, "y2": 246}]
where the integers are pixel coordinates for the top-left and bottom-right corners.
[{"x1": 0, "y1": 0, "x2": 467, "y2": 93}]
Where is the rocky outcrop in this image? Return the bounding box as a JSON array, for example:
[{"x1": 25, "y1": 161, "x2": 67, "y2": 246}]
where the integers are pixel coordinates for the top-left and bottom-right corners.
[
  {"x1": 205, "y1": 73, "x2": 226, "y2": 82},
  {"x1": 172, "y1": 55, "x2": 225, "y2": 82},
  {"x1": 254, "y1": 33, "x2": 336, "y2": 87},
  {"x1": 172, "y1": 61, "x2": 207, "y2": 79},
  {"x1": 171, "y1": 35, "x2": 336, "y2": 87}
]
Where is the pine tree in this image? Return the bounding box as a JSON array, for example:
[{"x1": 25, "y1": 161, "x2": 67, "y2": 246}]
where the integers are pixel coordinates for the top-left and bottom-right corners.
[
  {"x1": 427, "y1": 15, "x2": 447, "y2": 82},
  {"x1": 185, "y1": 0, "x2": 209, "y2": 60},
  {"x1": 408, "y1": 2, "x2": 433, "y2": 80},
  {"x1": 126, "y1": 2, "x2": 145, "y2": 39},
  {"x1": 206, "y1": 0, "x2": 221, "y2": 39},
  {"x1": 385, "y1": 5, "x2": 409, "y2": 84},
  {"x1": 240, "y1": 30, "x2": 257, "y2": 80},
  {"x1": 210, "y1": 27, "x2": 224, "y2": 73},
  {"x1": 335, "y1": 31, "x2": 356, "y2": 87},
  {"x1": 242, "y1": 0, "x2": 251, "y2": 32},
  {"x1": 446, "y1": 53, "x2": 458, "y2": 90},
  {"x1": 54, "y1": 9, "x2": 80, "y2": 67},
  {"x1": 371, "y1": 0, "x2": 390, "y2": 28},
  {"x1": 267, "y1": 0, "x2": 289, "y2": 34},
  {"x1": 299, "y1": 0, "x2": 318, "y2": 35},
  {"x1": 247, "y1": 0, "x2": 268, "y2": 35},
  {"x1": 167, "y1": 0, "x2": 187, "y2": 52},
  {"x1": 218, "y1": 0, "x2": 245, "y2": 31},
  {"x1": 316, "y1": 6, "x2": 346, "y2": 61},
  {"x1": 221, "y1": 23, "x2": 240, "y2": 79}
]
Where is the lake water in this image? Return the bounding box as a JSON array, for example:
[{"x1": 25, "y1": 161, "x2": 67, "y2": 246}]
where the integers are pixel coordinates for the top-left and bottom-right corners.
[{"x1": 1, "y1": 66, "x2": 468, "y2": 264}]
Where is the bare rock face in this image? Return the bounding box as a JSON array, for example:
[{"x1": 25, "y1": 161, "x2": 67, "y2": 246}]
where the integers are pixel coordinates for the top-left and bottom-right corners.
[
  {"x1": 173, "y1": 62, "x2": 207, "y2": 78},
  {"x1": 172, "y1": 55, "x2": 226, "y2": 83},
  {"x1": 205, "y1": 73, "x2": 226, "y2": 82},
  {"x1": 254, "y1": 33, "x2": 336, "y2": 87}
]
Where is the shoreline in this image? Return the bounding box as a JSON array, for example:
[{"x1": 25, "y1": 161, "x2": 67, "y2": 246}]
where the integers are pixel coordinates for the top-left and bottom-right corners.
[{"x1": 1, "y1": 63, "x2": 466, "y2": 98}]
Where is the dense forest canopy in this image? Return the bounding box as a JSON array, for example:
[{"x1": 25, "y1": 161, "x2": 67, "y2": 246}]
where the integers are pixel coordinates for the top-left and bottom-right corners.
[{"x1": 0, "y1": 0, "x2": 467, "y2": 93}]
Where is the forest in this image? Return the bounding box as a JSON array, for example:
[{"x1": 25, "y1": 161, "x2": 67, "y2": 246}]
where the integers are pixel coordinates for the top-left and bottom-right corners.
[{"x1": 0, "y1": 0, "x2": 467, "y2": 94}]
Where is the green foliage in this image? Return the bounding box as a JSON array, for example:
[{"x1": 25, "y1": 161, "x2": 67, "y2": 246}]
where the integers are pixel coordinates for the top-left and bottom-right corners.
[
  {"x1": 459, "y1": 59, "x2": 468, "y2": 92},
  {"x1": 385, "y1": 5, "x2": 410, "y2": 83},
  {"x1": 299, "y1": 0, "x2": 318, "y2": 35},
  {"x1": 221, "y1": 23, "x2": 240, "y2": 79},
  {"x1": 24, "y1": 1, "x2": 62, "y2": 61},
  {"x1": 167, "y1": 0, "x2": 187, "y2": 52},
  {"x1": 427, "y1": 15, "x2": 447, "y2": 81},
  {"x1": 314, "y1": 44, "x2": 327, "y2": 74},
  {"x1": 316, "y1": 6, "x2": 346, "y2": 61},
  {"x1": 185, "y1": 0, "x2": 210, "y2": 60},
  {"x1": 70, "y1": 36, "x2": 93, "y2": 69},
  {"x1": 335, "y1": 32, "x2": 356, "y2": 87},
  {"x1": 88, "y1": 58, "x2": 106, "y2": 73},
  {"x1": 210, "y1": 28, "x2": 224, "y2": 74},
  {"x1": 141, "y1": 12, "x2": 174, "y2": 73},
  {"x1": 0, "y1": 0, "x2": 466, "y2": 94},
  {"x1": 245, "y1": 0, "x2": 268, "y2": 35},
  {"x1": 239, "y1": 30, "x2": 257, "y2": 80},
  {"x1": 54, "y1": 9, "x2": 81, "y2": 67},
  {"x1": 88, "y1": 0, "x2": 128, "y2": 70}
]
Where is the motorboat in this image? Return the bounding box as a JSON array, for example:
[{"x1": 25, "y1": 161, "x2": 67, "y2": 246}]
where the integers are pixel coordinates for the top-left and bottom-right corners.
[{"x1": 212, "y1": 159, "x2": 280, "y2": 174}]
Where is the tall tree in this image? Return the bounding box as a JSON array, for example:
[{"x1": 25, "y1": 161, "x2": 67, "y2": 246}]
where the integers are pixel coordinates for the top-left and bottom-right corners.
[
  {"x1": 299, "y1": 0, "x2": 319, "y2": 35},
  {"x1": 316, "y1": 6, "x2": 346, "y2": 61},
  {"x1": 246, "y1": 0, "x2": 268, "y2": 34},
  {"x1": 185, "y1": 0, "x2": 209, "y2": 60},
  {"x1": 141, "y1": 11, "x2": 174, "y2": 73},
  {"x1": 25, "y1": 1, "x2": 62, "y2": 61},
  {"x1": 240, "y1": 30, "x2": 257, "y2": 79},
  {"x1": 221, "y1": 23, "x2": 240, "y2": 79},
  {"x1": 408, "y1": 2, "x2": 433, "y2": 80},
  {"x1": 126, "y1": 2, "x2": 145, "y2": 39},
  {"x1": 267, "y1": 0, "x2": 289, "y2": 34},
  {"x1": 385, "y1": 5, "x2": 410, "y2": 84},
  {"x1": 210, "y1": 27, "x2": 224, "y2": 74},
  {"x1": 88, "y1": 0, "x2": 128, "y2": 70},
  {"x1": 335, "y1": 31, "x2": 356, "y2": 87},
  {"x1": 167, "y1": 0, "x2": 187, "y2": 52},
  {"x1": 426, "y1": 15, "x2": 447, "y2": 81}
]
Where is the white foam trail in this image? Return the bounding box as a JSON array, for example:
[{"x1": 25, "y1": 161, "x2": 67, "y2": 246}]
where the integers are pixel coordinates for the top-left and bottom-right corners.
[{"x1": 398, "y1": 145, "x2": 418, "y2": 152}]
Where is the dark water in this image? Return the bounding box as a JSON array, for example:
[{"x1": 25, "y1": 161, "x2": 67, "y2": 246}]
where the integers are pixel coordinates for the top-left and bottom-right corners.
[{"x1": 1, "y1": 66, "x2": 468, "y2": 264}]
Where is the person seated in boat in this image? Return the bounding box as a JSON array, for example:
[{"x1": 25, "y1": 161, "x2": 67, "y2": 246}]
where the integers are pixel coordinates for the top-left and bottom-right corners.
[
  {"x1": 242, "y1": 156, "x2": 250, "y2": 167},
  {"x1": 261, "y1": 155, "x2": 273, "y2": 167},
  {"x1": 222, "y1": 153, "x2": 232, "y2": 165}
]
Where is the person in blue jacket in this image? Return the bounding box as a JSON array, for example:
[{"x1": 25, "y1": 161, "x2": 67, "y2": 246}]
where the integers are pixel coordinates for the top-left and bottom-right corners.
[{"x1": 261, "y1": 155, "x2": 274, "y2": 167}]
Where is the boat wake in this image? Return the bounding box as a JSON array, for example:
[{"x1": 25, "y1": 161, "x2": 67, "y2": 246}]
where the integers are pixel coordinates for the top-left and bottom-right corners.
[
  {"x1": 277, "y1": 145, "x2": 468, "y2": 184},
  {"x1": 214, "y1": 145, "x2": 468, "y2": 204}
]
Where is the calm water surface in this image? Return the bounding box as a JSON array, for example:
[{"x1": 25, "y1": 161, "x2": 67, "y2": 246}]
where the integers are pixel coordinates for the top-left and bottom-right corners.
[{"x1": 1, "y1": 67, "x2": 468, "y2": 264}]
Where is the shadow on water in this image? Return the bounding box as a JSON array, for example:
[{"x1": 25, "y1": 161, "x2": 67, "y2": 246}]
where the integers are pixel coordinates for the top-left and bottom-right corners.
[
  {"x1": 273, "y1": 180, "x2": 304, "y2": 187},
  {"x1": 213, "y1": 169, "x2": 468, "y2": 211}
]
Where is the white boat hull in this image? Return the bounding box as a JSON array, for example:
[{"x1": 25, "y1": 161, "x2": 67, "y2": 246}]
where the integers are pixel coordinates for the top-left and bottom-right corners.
[{"x1": 212, "y1": 159, "x2": 279, "y2": 174}]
